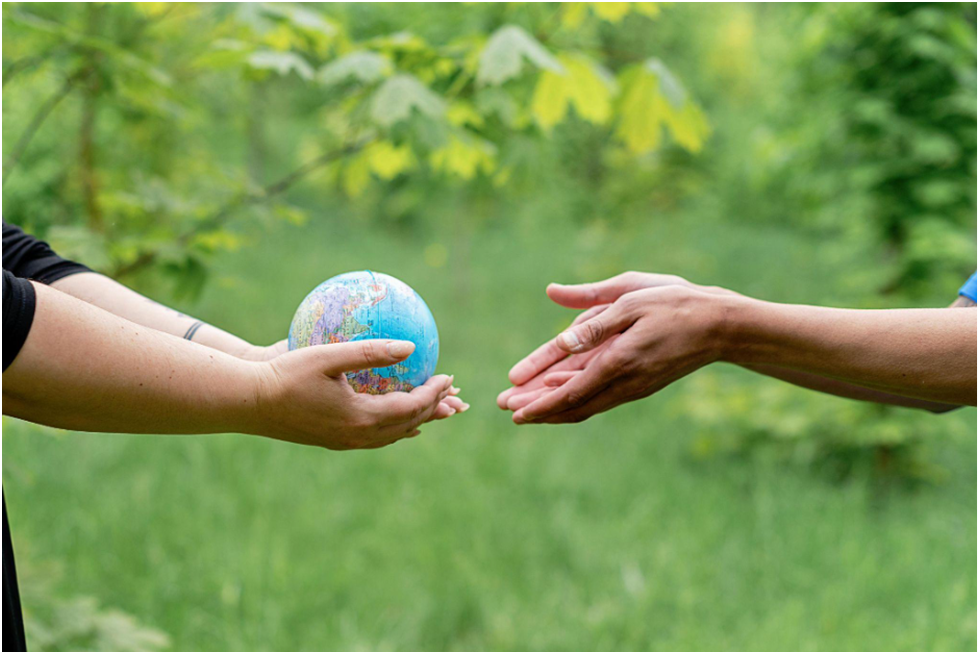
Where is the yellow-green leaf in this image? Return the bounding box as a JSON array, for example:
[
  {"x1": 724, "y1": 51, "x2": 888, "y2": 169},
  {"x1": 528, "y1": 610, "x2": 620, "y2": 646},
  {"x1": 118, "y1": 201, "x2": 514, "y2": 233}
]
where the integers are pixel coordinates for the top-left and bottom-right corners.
[
  {"x1": 614, "y1": 61, "x2": 709, "y2": 154},
  {"x1": 591, "y1": 2, "x2": 631, "y2": 22},
  {"x1": 341, "y1": 151, "x2": 371, "y2": 197},
  {"x1": 532, "y1": 54, "x2": 615, "y2": 130},
  {"x1": 366, "y1": 142, "x2": 415, "y2": 179},
  {"x1": 429, "y1": 134, "x2": 496, "y2": 179},
  {"x1": 447, "y1": 102, "x2": 484, "y2": 128}
]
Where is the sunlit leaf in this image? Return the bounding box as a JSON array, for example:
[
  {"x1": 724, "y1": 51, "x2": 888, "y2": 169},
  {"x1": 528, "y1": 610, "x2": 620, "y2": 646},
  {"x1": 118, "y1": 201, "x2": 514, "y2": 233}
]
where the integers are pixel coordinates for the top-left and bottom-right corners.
[
  {"x1": 341, "y1": 150, "x2": 372, "y2": 196},
  {"x1": 633, "y1": 3, "x2": 662, "y2": 18},
  {"x1": 262, "y1": 3, "x2": 337, "y2": 39},
  {"x1": 247, "y1": 50, "x2": 315, "y2": 80},
  {"x1": 318, "y1": 51, "x2": 392, "y2": 86},
  {"x1": 366, "y1": 141, "x2": 415, "y2": 179},
  {"x1": 591, "y1": 2, "x2": 631, "y2": 22},
  {"x1": 644, "y1": 58, "x2": 686, "y2": 108},
  {"x1": 447, "y1": 101, "x2": 485, "y2": 128},
  {"x1": 370, "y1": 74, "x2": 445, "y2": 126},
  {"x1": 561, "y1": 3, "x2": 589, "y2": 29},
  {"x1": 429, "y1": 133, "x2": 496, "y2": 179},
  {"x1": 614, "y1": 61, "x2": 709, "y2": 154},
  {"x1": 531, "y1": 53, "x2": 616, "y2": 130},
  {"x1": 476, "y1": 25, "x2": 563, "y2": 86}
]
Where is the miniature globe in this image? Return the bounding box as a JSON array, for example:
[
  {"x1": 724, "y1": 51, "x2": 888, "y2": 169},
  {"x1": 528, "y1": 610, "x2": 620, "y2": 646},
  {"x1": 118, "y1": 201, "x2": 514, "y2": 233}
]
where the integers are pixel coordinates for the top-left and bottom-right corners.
[{"x1": 288, "y1": 271, "x2": 439, "y2": 394}]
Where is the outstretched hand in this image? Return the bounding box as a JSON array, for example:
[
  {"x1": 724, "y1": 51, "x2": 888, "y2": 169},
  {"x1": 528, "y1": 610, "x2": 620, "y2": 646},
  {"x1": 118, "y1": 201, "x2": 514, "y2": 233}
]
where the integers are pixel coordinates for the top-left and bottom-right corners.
[
  {"x1": 499, "y1": 273, "x2": 731, "y2": 425},
  {"x1": 254, "y1": 339, "x2": 467, "y2": 449}
]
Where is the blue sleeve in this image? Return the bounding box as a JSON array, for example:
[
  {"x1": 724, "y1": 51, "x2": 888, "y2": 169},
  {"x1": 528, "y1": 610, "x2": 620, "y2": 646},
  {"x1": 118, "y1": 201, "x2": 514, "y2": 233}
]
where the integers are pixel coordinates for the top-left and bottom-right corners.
[{"x1": 959, "y1": 272, "x2": 977, "y2": 302}]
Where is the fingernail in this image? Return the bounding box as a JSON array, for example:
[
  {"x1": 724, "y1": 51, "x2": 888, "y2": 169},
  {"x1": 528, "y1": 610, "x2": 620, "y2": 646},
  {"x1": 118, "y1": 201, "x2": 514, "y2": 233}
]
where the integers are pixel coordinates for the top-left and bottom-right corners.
[
  {"x1": 461, "y1": 403, "x2": 470, "y2": 411},
  {"x1": 387, "y1": 341, "x2": 414, "y2": 358},
  {"x1": 558, "y1": 330, "x2": 582, "y2": 352}
]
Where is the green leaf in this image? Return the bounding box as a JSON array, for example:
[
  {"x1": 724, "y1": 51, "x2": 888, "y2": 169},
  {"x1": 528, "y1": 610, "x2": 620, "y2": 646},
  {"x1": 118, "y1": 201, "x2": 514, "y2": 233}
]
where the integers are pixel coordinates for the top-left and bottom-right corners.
[
  {"x1": 614, "y1": 61, "x2": 709, "y2": 154},
  {"x1": 476, "y1": 25, "x2": 563, "y2": 86},
  {"x1": 531, "y1": 53, "x2": 616, "y2": 130},
  {"x1": 591, "y1": 2, "x2": 632, "y2": 22},
  {"x1": 247, "y1": 50, "x2": 315, "y2": 80},
  {"x1": 644, "y1": 58, "x2": 686, "y2": 108},
  {"x1": 262, "y1": 3, "x2": 337, "y2": 39},
  {"x1": 429, "y1": 133, "x2": 496, "y2": 179},
  {"x1": 341, "y1": 150, "x2": 372, "y2": 197},
  {"x1": 319, "y1": 51, "x2": 392, "y2": 86},
  {"x1": 366, "y1": 141, "x2": 415, "y2": 179},
  {"x1": 370, "y1": 74, "x2": 445, "y2": 127}
]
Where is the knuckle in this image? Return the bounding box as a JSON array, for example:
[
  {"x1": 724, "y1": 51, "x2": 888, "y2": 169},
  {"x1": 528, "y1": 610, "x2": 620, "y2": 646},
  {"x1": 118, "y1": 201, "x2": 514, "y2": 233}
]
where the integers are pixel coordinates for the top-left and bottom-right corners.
[
  {"x1": 358, "y1": 340, "x2": 378, "y2": 364},
  {"x1": 582, "y1": 319, "x2": 605, "y2": 344}
]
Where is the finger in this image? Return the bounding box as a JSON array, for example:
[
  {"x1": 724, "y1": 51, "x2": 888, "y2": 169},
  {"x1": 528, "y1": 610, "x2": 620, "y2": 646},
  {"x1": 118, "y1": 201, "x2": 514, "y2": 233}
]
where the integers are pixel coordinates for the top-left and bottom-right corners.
[
  {"x1": 433, "y1": 402, "x2": 456, "y2": 420},
  {"x1": 514, "y1": 351, "x2": 622, "y2": 423},
  {"x1": 554, "y1": 301, "x2": 638, "y2": 355},
  {"x1": 499, "y1": 338, "x2": 614, "y2": 409},
  {"x1": 571, "y1": 304, "x2": 610, "y2": 326},
  {"x1": 381, "y1": 388, "x2": 453, "y2": 434},
  {"x1": 442, "y1": 396, "x2": 469, "y2": 413},
  {"x1": 507, "y1": 338, "x2": 568, "y2": 386},
  {"x1": 528, "y1": 387, "x2": 640, "y2": 425},
  {"x1": 366, "y1": 374, "x2": 451, "y2": 426},
  {"x1": 544, "y1": 370, "x2": 578, "y2": 387},
  {"x1": 506, "y1": 387, "x2": 554, "y2": 411},
  {"x1": 505, "y1": 306, "x2": 609, "y2": 388},
  {"x1": 317, "y1": 339, "x2": 417, "y2": 376},
  {"x1": 499, "y1": 371, "x2": 551, "y2": 409},
  {"x1": 546, "y1": 273, "x2": 654, "y2": 309}
]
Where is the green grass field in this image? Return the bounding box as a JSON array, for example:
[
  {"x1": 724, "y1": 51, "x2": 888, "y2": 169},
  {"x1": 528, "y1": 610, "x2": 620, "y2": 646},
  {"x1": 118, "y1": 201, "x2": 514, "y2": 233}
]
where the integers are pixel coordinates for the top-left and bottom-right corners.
[{"x1": 3, "y1": 211, "x2": 976, "y2": 651}]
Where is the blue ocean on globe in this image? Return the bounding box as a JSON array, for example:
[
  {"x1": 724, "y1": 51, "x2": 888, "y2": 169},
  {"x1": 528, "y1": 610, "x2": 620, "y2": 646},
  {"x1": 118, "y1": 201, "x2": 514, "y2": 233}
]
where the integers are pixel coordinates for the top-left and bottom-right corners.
[{"x1": 288, "y1": 270, "x2": 439, "y2": 394}]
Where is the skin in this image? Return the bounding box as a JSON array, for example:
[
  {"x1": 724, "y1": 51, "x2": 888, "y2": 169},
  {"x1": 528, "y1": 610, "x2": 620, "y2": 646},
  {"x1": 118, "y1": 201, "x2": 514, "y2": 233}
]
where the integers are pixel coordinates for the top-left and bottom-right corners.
[
  {"x1": 4, "y1": 281, "x2": 465, "y2": 450},
  {"x1": 53, "y1": 271, "x2": 289, "y2": 361},
  {"x1": 498, "y1": 272, "x2": 977, "y2": 425},
  {"x1": 51, "y1": 270, "x2": 467, "y2": 419}
]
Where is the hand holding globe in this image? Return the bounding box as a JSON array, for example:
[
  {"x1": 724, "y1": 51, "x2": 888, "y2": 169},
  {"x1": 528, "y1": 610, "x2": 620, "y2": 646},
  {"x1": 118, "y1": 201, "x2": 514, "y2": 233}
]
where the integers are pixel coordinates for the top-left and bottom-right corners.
[{"x1": 289, "y1": 271, "x2": 446, "y2": 395}]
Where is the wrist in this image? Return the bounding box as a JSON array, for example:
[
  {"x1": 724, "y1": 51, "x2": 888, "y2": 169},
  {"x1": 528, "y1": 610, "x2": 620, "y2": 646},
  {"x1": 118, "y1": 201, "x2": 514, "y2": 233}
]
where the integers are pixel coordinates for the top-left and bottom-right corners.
[
  {"x1": 709, "y1": 293, "x2": 767, "y2": 364},
  {"x1": 212, "y1": 360, "x2": 276, "y2": 436}
]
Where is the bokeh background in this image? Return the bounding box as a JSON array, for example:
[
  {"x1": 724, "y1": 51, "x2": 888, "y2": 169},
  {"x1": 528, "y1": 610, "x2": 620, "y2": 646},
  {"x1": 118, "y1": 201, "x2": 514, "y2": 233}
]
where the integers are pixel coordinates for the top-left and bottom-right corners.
[{"x1": 2, "y1": 2, "x2": 976, "y2": 650}]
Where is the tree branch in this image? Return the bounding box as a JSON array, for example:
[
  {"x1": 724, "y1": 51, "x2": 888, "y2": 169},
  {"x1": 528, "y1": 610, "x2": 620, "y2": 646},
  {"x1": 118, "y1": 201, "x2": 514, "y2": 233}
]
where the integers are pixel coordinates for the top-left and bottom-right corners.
[
  {"x1": 2, "y1": 73, "x2": 79, "y2": 186},
  {"x1": 109, "y1": 137, "x2": 374, "y2": 278}
]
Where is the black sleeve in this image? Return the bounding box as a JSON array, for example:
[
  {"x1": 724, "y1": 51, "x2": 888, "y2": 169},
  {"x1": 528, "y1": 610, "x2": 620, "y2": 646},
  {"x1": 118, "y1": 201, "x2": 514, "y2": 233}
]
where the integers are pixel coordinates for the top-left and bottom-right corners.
[
  {"x1": 2, "y1": 220, "x2": 91, "y2": 284},
  {"x1": 2, "y1": 269, "x2": 37, "y2": 372}
]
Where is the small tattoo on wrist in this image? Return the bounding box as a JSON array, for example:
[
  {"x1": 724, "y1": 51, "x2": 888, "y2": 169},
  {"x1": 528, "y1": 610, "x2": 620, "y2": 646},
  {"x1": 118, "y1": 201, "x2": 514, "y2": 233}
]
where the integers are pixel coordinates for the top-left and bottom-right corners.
[{"x1": 183, "y1": 321, "x2": 205, "y2": 341}]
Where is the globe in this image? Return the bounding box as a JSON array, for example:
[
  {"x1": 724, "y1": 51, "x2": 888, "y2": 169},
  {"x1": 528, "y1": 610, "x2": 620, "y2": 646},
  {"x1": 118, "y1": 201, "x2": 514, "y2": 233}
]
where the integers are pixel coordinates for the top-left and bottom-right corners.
[{"x1": 288, "y1": 271, "x2": 439, "y2": 394}]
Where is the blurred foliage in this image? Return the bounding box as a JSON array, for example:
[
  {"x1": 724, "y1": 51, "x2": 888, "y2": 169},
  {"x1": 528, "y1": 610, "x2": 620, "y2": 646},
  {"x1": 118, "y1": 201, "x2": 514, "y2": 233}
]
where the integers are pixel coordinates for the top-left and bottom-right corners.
[
  {"x1": 3, "y1": 5, "x2": 977, "y2": 642},
  {"x1": 677, "y1": 371, "x2": 974, "y2": 487},
  {"x1": 19, "y1": 556, "x2": 170, "y2": 652},
  {"x1": 779, "y1": 3, "x2": 976, "y2": 297},
  {"x1": 2, "y1": 1, "x2": 707, "y2": 297}
]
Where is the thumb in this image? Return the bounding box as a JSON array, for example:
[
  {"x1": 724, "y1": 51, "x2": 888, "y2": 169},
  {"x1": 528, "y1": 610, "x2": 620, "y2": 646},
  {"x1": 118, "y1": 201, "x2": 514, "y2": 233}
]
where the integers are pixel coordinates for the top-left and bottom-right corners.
[
  {"x1": 318, "y1": 339, "x2": 415, "y2": 376},
  {"x1": 547, "y1": 273, "x2": 648, "y2": 309},
  {"x1": 555, "y1": 302, "x2": 635, "y2": 354}
]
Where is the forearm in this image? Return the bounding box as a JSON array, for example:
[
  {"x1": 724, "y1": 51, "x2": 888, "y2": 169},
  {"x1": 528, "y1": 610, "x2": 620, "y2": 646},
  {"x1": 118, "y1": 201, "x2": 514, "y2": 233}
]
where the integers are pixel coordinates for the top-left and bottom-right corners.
[
  {"x1": 3, "y1": 282, "x2": 263, "y2": 434},
  {"x1": 722, "y1": 298, "x2": 977, "y2": 406},
  {"x1": 739, "y1": 363, "x2": 960, "y2": 412},
  {"x1": 51, "y1": 272, "x2": 255, "y2": 357}
]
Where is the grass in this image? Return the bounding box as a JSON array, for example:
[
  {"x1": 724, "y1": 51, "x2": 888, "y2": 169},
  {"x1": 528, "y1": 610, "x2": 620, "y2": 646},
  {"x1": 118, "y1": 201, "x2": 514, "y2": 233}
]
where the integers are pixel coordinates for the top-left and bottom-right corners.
[{"x1": 3, "y1": 208, "x2": 976, "y2": 651}]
